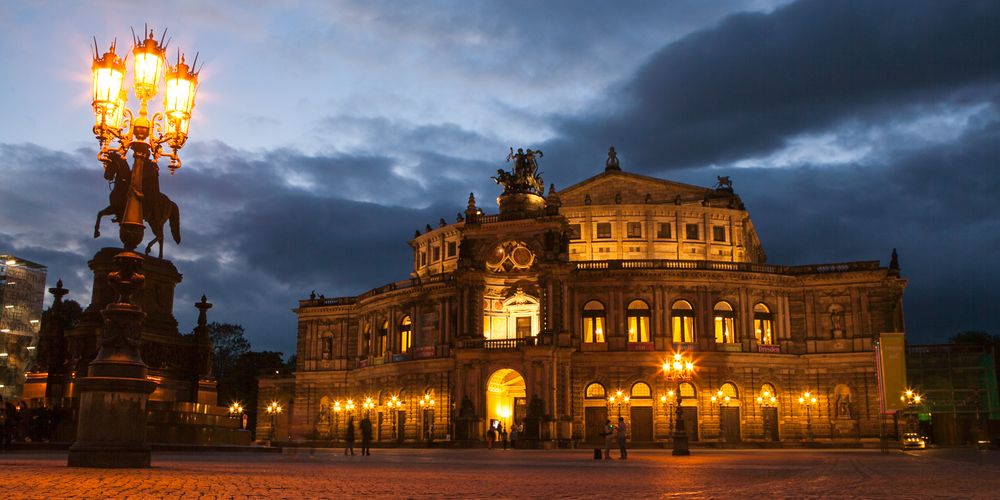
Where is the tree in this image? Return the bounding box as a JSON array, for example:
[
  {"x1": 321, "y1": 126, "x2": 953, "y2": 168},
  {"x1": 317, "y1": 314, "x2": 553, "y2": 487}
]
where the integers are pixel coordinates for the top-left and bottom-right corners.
[
  {"x1": 949, "y1": 331, "x2": 999, "y2": 345},
  {"x1": 208, "y1": 322, "x2": 251, "y2": 381}
]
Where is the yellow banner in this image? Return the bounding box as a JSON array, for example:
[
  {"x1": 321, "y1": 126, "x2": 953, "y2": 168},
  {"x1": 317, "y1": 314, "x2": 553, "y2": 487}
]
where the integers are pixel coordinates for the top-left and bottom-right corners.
[{"x1": 876, "y1": 332, "x2": 907, "y2": 414}]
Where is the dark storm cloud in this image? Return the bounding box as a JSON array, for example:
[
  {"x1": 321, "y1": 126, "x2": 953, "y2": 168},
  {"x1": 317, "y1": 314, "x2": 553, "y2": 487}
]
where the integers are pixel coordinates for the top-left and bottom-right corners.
[{"x1": 544, "y1": 0, "x2": 1000, "y2": 181}]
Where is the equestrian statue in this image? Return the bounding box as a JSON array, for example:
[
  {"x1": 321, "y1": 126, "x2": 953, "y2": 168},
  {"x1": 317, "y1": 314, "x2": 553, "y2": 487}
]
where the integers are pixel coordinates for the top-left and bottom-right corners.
[{"x1": 94, "y1": 151, "x2": 180, "y2": 259}]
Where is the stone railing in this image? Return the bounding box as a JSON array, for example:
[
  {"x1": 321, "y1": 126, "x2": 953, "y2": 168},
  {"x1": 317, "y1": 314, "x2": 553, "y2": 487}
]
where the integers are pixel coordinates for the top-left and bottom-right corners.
[
  {"x1": 456, "y1": 337, "x2": 537, "y2": 350},
  {"x1": 573, "y1": 259, "x2": 881, "y2": 275}
]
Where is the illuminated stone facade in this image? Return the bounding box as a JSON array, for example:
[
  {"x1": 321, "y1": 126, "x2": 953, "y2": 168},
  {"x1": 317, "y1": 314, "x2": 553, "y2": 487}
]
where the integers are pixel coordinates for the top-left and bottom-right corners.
[{"x1": 261, "y1": 162, "x2": 906, "y2": 446}]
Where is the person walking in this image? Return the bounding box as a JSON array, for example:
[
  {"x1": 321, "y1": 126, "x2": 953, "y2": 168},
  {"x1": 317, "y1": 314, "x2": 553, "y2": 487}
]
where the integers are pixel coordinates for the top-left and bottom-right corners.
[
  {"x1": 617, "y1": 416, "x2": 628, "y2": 459},
  {"x1": 509, "y1": 421, "x2": 519, "y2": 450},
  {"x1": 486, "y1": 423, "x2": 496, "y2": 450},
  {"x1": 344, "y1": 416, "x2": 356, "y2": 456},
  {"x1": 602, "y1": 419, "x2": 614, "y2": 459},
  {"x1": 500, "y1": 423, "x2": 508, "y2": 450},
  {"x1": 360, "y1": 414, "x2": 373, "y2": 456}
]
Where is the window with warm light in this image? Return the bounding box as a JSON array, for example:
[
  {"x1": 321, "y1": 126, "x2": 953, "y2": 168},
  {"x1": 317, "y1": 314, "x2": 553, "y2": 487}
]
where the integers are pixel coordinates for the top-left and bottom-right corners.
[
  {"x1": 753, "y1": 303, "x2": 774, "y2": 344},
  {"x1": 671, "y1": 300, "x2": 696, "y2": 343},
  {"x1": 585, "y1": 383, "x2": 606, "y2": 399},
  {"x1": 399, "y1": 315, "x2": 412, "y2": 353},
  {"x1": 626, "y1": 300, "x2": 650, "y2": 343},
  {"x1": 720, "y1": 382, "x2": 739, "y2": 400},
  {"x1": 713, "y1": 301, "x2": 737, "y2": 344},
  {"x1": 679, "y1": 382, "x2": 696, "y2": 399},
  {"x1": 631, "y1": 382, "x2": 652, "y2": 399},
  {"x1": 582, "y1": 300, "x2": 606, "y2": 343}
]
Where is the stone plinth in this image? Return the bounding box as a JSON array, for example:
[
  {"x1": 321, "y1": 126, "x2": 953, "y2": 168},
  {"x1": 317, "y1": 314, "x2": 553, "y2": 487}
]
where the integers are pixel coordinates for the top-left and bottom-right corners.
[{"x1": 497, "y1": 192, "x2": 546, "y2": 216}]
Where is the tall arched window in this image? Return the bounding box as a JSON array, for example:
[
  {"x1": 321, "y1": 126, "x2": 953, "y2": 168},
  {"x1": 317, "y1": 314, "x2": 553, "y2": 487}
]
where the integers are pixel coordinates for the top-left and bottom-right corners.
[
  {"x1": 753, "y1": 303, "x2": 774, "y2": 345},
  {"x1": 361, "y1": 322, "x2": 371, "y2": 356},
  {"x1": 378, "y1": 320, "x2": 389, "y2": 355},
  {"x1": 399, "y1": 315, "x2": 412, "y2": 354},
  {"x1": 671, "y1": 300, "x2": 696, "y2": 343},
  {"x1": 582, "y1": 301, "x2": 606, "y2": 343},
  {"x1": 626, "y1": 300, "x2": 650, "y2": 343},
  {"x1": 760, "y1": 383, "x2": 777, "y2": 401},
  {"x1": 713, "y1": 301, "x2": 736, "y2": 344}
]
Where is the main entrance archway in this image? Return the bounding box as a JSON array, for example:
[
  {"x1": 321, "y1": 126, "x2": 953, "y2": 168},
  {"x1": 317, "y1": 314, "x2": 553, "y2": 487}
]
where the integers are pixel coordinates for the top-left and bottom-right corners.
[{"x1": 486, "y1": 369, "x2": 526, "y2": 433}]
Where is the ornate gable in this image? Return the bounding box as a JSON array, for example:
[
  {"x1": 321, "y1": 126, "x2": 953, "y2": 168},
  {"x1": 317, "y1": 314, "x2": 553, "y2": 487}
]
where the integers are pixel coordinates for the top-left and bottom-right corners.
[{"x1": 559, "y1": 170, "x2": 712, "y2": 207}]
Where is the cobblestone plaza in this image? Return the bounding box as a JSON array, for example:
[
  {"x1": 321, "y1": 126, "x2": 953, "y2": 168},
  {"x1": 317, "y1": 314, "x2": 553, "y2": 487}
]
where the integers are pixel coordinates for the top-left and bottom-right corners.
[{"x1": 2, "y1": 448, "x2": 998, "y2": 498}]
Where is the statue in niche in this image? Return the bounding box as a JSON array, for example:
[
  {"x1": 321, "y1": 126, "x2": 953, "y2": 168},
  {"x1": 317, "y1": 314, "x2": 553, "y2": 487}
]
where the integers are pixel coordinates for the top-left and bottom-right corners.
[
  {"x1": 528, "y1": 393, "x2": 544, "y2": 418},
  {"x1": 834, "y1": 384, "x2": 853, "y2": 419},
  {"x1": 829, "y1": 304, "x2": 845, "y2": 338},
  {"x1": 459, "y1": 394, "x2": 475, "y2": 418}
]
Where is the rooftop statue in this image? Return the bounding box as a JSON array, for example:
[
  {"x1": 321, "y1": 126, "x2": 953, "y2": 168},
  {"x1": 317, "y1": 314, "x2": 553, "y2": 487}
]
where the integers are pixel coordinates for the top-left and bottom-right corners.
[
  {"x1": 715, "y1": 175, "x2": 734, "y2": 192},
  {"x1": 605, "y1": 146, "x2": 621, "y2": 171},
  {"x1": 493, "y1": 147, "x2": 544, "y2": 195}
]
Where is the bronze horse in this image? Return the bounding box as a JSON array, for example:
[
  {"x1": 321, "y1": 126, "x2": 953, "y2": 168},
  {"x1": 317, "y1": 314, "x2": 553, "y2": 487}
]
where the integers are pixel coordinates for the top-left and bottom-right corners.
[{"x1": 94, "y1": 153, "x2": 181, "y2": 259}]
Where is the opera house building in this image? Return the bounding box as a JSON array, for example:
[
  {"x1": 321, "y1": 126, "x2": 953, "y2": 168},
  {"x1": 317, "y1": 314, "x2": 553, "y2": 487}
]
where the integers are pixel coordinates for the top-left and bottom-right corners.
[{"x1": 258, "y1": 149, "x2": 907, "y2": 447}]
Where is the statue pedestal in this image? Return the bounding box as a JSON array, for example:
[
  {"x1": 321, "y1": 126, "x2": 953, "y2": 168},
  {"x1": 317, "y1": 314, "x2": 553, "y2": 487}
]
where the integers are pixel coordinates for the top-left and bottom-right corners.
[
  {"x1": 497, "y1": 192, "x2": 545, "y2": 217},
  {"x1": 67, "y1": 376, "x2": 156, "y2": 467}
]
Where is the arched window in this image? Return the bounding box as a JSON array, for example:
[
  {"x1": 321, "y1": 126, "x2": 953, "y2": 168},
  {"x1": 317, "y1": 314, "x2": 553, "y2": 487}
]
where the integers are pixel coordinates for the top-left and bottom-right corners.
[
  {"x1": 585, "y1": 383, "x2": 606, "y2": 399},
  {"x1": 720, "y1": 382, "x2": 739, "y2": 399},
  {"x1": 378, "y1": 320, "x2": 389, "y2": 355},
  {"x1": 399, "y1": 315, "x2": 412, "y2": 354},
  {"x1": 671, "y1": 300, "x2": 696, "y2": 343},
  {"x1": 753, "y1": 303, "x2": 774, "y2": 345},
  {"x1": 361, "y1": 322, "x2": 371, "y2": 356},
  {"x1": 760, "y1": 383, "x2": 777, "y2": 402},
  {"x1": 630, "y1": 382, "x2": 652, "y2": 399},
  {"x1": 582, "y1": 301, "x2": 606, "y2": 343},
  {"x1": 713, "y1": 301, "x2": 736, "y2": 344},
  {"x1": 626, "y1": 300, "x2": 650, "y2": 343},
  {"x1": 678, "y1": 382, "x2": 696, "y2": 399}
]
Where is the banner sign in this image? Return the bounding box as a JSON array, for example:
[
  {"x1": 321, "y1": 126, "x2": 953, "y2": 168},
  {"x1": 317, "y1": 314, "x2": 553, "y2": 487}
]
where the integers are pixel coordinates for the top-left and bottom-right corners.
[{"x1": 875, "y1": 332, "x2": 907, "y2": 414}]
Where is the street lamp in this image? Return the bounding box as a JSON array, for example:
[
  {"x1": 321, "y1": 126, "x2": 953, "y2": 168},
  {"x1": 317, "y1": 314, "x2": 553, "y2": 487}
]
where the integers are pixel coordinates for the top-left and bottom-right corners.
[
  {"x1": 607, "y1": 389, "x2": 631, "y2": 420},
  {"x1": 798, "y1": 391, "x2": 817, "y2": 442},
  {"x1": 332, "y1": 400, "x2": 342, "y2": 444},
  {"x1": 659, "y1": 390, "x2": 676, "y2": 441},
  {"x1": 900, "y1": 389, "x2": 924, "y2": 433},
  {"x1": 228, "y1": 401, "x2": 244, "y2": 428},
  {"x1": 362, "y1": 396, "x2": 375, "y2": 418},
  {"x1": 266, "y1": 401, "x2": 283, "y2": 443},
  {"x1": 418, "y1": 393, "x2": 436, "y2": 443},
  {"x1": 756, "y1": 390, "x2": 777, "y2": 440},
  {"x1": 386, "y1": 394, "x2": 401, "y2": 442},
  {"x1": 710, "y1": 389, "x2": 731, "y2": 442},
  {"x1": 662, "y1": 352, "x2": 696, "y2": 456},
  {"x1": 69, "y1": 26, "x2": 201, "y2": 469}
]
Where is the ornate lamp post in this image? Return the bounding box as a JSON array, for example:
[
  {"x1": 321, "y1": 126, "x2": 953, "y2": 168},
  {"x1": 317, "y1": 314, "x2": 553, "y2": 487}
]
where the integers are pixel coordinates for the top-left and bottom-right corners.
[
  {"x1": 660, "y1": 390, "x2": 676, "y2": 441},
  {"x1": 710, "y1": 389, "x2": 731, "y2": 442},
  {"x1": 756, "y1": 390, "x2": 777, "y2": 440},
  {"x1": 386, "y1": 394, "x2": 401, "y2": 442},
  {"x1": 607, "y1": 389, "x2": 631, "y2": 421},
  {"x1": 346, "y1": 398, "x2": 356, "y2": 419},
  {"x1": 900, "y1": 389, "x2": 923, "y2": 433},
  {"x1": 228, "y1": 402, "x2": 244, "y2": 428},
  {"x1": 362, "y1": 396, "x2": 375, "y2": 417},
  {"x1": 798, "y1": 391, "x2": 817, "y2": 442},
  {"x1": 332, "y1": 400, "x2": 342, "y2": 444},
  {"x1": 266, "y1": 401, "x2": 283, "y2": 443},
  {"x1": 662, "y1": 352, "x2": 696, "y2": 456},
  {"x1": 69, "y1": 27, "x2": 200, "y2": 469},
  {"x1": 418, "y1": 393, "x2": 435, "y2": 444}
]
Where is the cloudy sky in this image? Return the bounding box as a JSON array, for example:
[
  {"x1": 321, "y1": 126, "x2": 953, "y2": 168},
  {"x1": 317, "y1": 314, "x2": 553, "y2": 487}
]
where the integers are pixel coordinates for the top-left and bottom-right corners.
[{"x1": 1, "y1": 0, "x2": 998, "y2": 355}]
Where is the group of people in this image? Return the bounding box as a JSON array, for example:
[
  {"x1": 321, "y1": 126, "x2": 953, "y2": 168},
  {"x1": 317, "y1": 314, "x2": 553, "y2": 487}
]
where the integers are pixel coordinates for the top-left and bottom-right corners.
[
  {"x1": 601, "y1": 417, "x2": 629, "y2": 459},
  {"x1": 486, "y1": 421, "x2": 521, "y2": 450},
  {"x1": 0, "y1": 396, "x2": 61, "y2": 451},
  {"x1": 342, "y1": 415, "x2": 374, "y2": 456}
]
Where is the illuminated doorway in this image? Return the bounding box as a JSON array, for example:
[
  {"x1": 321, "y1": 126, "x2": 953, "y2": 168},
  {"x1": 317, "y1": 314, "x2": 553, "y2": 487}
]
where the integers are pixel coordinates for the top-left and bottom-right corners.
[{"x1": 486, "y1": 368, "x2": 527, "y2": 434}]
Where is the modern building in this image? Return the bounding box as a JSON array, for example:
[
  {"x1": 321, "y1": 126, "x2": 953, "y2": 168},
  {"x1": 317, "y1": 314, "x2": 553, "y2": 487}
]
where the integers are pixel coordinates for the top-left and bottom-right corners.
[
  {"x1": 0, "y1": 254, "x2": 47, "y2": 399},
  {"x1": 259, "y1": 151, "x2": 908, "y2": 446},
  {"x1": 906, "y1": 343, "x2": 1000, "y2": 445}
]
